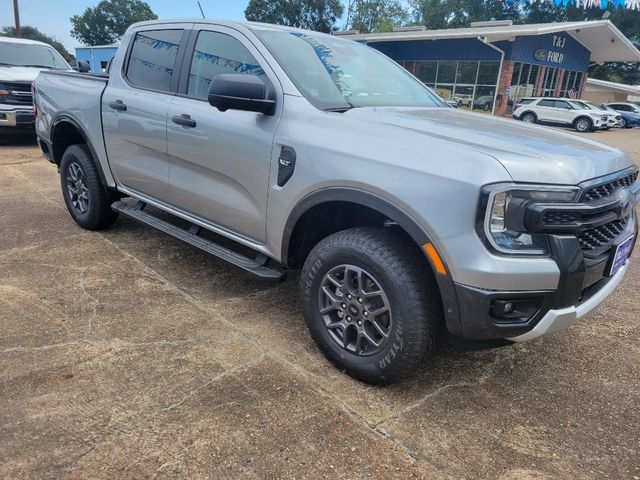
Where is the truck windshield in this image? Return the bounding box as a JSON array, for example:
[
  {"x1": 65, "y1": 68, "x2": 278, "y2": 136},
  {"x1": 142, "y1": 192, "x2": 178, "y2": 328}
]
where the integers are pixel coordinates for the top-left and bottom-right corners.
[
  {"x1": 0, "y1": 43, "x2": 69, "y2": 70},
  {"x1": 254, "y1": 30, "x2": 444, "y2": 111}
]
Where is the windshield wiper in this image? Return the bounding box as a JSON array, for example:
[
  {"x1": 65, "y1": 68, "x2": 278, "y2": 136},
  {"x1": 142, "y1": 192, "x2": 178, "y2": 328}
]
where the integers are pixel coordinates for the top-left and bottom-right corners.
[
  {"x1": 323, "y1": 106, "x2": 355, "y2": 113},
  {"x1": 21, "y1": 64, "x2": 56, "y2": 69}
]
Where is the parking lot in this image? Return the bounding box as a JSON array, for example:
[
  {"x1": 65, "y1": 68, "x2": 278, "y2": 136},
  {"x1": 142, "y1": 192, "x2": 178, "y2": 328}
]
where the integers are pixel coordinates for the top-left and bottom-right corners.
[{"x1": 1, "y1": 128, "x2": 639, "y2": 479}]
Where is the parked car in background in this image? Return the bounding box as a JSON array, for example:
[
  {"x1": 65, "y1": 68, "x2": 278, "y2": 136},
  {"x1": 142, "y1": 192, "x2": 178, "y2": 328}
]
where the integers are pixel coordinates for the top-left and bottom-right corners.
[
  {"x1": 473, "y1": 95, "x2": 494, "y2": 111},
  {"x1": 571, "y1": 99, "x2": 620, "y2": 129},
  {"x1": 603, "y1": 102, "x2": 640, "y2": 128},
  {"x1": 452, "y1": 93, "x2": 473, "y2": 107},
  {"x1": 0, "y1": 37, "x2": 71, "y2": 136},
  {"x1": 513, "y1": 97, "x2": 608, "y2": 132}
]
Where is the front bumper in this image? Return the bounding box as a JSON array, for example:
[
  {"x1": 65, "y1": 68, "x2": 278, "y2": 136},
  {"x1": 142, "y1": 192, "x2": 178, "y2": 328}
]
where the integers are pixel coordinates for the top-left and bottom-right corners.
[
  {"x1": 0, "y1": 107, "x2": 35, "y2": 134},
  {"x1": 508, "y1": 263, "x2": 628, "y2": 341}
]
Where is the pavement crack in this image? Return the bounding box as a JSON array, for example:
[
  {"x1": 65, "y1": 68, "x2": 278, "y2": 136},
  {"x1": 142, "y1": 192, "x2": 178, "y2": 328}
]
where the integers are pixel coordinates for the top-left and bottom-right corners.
[{"x1": 159, "y1": 355, "x2": 266, "y2": 413}]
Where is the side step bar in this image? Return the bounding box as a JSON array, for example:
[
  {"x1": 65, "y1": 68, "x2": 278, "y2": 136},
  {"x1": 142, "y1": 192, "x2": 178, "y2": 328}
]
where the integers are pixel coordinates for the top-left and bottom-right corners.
[{"x1": 112, "y1": 200, "x2": 284, "y2": 281}]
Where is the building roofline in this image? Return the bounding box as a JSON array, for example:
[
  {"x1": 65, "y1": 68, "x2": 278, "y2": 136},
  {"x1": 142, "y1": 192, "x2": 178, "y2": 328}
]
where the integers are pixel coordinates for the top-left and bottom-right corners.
[
  {"x1": 76, "y1": 45, "x2": 118, "y2": 49},
  {"x1": 348, "y1": 20, "x2": 640, "y2": 63},
  {"x1": 586, "y1": 78, "x2": 640, "y2": 94}
]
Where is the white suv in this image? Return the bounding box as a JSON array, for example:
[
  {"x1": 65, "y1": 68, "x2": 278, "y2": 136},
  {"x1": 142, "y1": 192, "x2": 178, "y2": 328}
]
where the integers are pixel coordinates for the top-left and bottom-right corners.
[{"x1": 513, "y1": 97, "x2": 608, "y2": 132}]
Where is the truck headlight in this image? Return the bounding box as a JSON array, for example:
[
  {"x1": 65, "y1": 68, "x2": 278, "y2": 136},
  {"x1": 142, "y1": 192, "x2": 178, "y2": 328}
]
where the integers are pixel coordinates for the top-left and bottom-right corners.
[{"x1": 479, "y1": 184, "x2": 579, "y2": 255}]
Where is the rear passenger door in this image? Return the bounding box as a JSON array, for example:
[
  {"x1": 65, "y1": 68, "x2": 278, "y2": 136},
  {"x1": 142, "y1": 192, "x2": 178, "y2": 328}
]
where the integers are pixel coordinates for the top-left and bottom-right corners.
[
  {"x1": 102, "y1": 26, "x2": 190, "y2": 200},
  {"x1": 165, "y1": 26, "x2": 282, "y2": 243}
]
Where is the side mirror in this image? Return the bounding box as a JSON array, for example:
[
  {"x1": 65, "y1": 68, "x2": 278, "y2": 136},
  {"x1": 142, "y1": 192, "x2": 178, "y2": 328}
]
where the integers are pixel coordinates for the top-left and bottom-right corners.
[
  {"x1": 77, "y1": 60, "x2": 91, "y2": 73},
  {"x1": 208, "y1": 74, "x2": 276, "y2": 116}
]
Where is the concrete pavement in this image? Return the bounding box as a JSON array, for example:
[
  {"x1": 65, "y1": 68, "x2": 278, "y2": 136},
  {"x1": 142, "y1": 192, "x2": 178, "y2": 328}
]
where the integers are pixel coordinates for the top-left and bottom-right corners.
[{"x1": 1, "y1": 129, "x2": 639, "y2": 479}]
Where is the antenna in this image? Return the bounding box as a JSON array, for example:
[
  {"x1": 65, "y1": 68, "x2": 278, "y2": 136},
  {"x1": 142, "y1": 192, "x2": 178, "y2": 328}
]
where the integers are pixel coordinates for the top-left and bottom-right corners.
[{"x1": 197, "y1": 0, "x2": 205, "y2": 19}]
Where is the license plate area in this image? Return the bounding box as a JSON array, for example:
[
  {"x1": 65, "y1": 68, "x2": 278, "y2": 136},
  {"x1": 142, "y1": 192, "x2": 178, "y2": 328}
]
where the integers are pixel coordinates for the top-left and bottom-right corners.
[{"x1": 608, "y1": 235, "x2": 635, "y2": 277}]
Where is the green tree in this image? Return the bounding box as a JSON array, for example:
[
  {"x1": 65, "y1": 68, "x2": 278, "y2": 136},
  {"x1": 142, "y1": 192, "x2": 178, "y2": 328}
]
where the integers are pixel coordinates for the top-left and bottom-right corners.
[
  {"x1": 70, "y1": 0, "x2": 157, "y2": 46},
  {"x1": 2, "y1": 25, "x2": 74, "y2": 63},
  {"x1": 245, "y1": 0, "x2": 344, "y2": 33},
  {"x1": 347, "y1": 0, "x2": 409, "y2": 33}
]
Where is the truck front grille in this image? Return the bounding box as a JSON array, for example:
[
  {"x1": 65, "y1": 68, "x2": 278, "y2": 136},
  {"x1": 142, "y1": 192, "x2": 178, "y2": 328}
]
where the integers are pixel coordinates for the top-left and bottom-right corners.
[
  {"x1": 2, "y1": 82, "x2": 33, "y2": 105},
  {"x1": 577, "y1": 215, "x2": 630, "y2": 255},
  {"x1": 583, "y1": 171, "x2": 638, "y2": 202},
  {"x1": 541, "y1": 211, "x2": 580, "y2": 225}
]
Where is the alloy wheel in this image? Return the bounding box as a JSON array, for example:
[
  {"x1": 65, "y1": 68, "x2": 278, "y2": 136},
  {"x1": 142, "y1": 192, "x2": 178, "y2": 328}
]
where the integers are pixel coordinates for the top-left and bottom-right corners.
[
  {"x1": 576, "y1": 119, "x2": 590, "y2": 132},
  {"x1": 318, "y1": 264, "x2": 392, "y2": 356},
  {"x1": 66, "y1": 162, "x2": 89, "y2": 213}
]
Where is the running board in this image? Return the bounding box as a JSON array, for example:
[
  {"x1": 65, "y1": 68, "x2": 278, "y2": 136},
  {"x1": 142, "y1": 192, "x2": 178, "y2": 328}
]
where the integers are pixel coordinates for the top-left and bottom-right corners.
[{"x1": 112, "y1": 201, "x2": 284, "y2": 281}]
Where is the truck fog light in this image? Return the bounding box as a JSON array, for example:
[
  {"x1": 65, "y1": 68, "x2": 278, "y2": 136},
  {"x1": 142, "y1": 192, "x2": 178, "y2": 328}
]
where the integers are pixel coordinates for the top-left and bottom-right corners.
[{"x1": 491, "y1": 298, "x2": 542, "y2": 323}]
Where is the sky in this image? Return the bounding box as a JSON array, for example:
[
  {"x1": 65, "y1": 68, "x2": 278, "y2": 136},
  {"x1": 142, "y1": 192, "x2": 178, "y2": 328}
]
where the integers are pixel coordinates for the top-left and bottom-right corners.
[{"x1": 2, "y1": 0, "x2": 257, "y2": 51}]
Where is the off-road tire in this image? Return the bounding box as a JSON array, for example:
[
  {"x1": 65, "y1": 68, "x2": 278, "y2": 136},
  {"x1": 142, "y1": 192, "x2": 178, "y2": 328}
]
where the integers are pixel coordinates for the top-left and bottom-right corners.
[
  {"x1": 60, "y1": 144, "x2": 118, "y2": 230},
  {"x1": 300, "y1": 227, "x2": 442, "y2": 384}
]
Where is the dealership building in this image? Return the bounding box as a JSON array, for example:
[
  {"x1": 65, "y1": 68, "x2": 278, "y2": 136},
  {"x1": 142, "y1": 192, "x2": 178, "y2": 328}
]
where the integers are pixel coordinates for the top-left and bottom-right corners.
[{"x1": 347, "y1": 20, "x2": 640, "y2": 115}]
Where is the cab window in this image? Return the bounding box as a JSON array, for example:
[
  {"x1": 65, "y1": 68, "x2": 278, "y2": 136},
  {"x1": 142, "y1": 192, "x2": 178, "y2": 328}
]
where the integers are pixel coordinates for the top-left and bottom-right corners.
[
  {"x1": 187, "y1": 30, "x2": 264, "y2": 99},
  {"x1": 126, "y1": 29, "x2": 184, "y2": 92}
]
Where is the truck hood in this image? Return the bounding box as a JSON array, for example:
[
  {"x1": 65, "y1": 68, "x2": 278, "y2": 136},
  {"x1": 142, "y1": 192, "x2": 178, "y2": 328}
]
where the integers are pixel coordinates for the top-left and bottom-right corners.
[
  {"x1": 345, "y1": 107, "x2": 633, "y2": 185},
  {"x1": 0, "y1": 66, "x2": 51, "y2": 82}
]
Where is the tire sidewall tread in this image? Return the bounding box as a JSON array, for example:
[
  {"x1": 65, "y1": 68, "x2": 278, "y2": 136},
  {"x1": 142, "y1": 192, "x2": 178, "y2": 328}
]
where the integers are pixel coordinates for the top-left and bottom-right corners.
[
  {"x1": 300, "y1": 227, "x2": 442, "y2": 385},
  {"x1": 60, "y1": 144, "x2": 118, "y2": 230}
]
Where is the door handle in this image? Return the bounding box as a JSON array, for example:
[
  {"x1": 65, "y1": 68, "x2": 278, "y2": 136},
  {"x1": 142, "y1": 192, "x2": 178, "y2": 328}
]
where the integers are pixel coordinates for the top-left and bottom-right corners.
[
  {"x1": 171, "y1": 114, "x2": 196, "y2": 128},
  {"x1": 108, "y1": 100, "x2": 127, "y2": 111}
]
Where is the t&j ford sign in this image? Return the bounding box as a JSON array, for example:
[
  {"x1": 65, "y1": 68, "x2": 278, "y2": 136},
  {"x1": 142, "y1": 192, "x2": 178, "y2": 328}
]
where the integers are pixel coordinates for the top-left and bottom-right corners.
[
  {"x1": 534, "y1": 48, "x2": 564, "y2": 64},
  {"x1": 498, "y1": 32, "x2": 590, "y2": 72}
]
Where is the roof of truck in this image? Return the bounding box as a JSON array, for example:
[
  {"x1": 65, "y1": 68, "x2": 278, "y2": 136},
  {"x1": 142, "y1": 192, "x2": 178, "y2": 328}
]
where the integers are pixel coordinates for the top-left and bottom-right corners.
[
  {"x1": 0, "y1": 36, "x2": 50, "y2": 46},
  {"x1": 128, "y1": 19, "x2": 330, "y2": 36}
]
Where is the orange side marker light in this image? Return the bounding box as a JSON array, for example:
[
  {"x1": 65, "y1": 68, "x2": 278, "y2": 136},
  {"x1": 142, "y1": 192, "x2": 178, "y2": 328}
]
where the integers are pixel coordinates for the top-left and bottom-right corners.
[{"x1": 422, "y1": 242, "x2": 447, "y2": 276}]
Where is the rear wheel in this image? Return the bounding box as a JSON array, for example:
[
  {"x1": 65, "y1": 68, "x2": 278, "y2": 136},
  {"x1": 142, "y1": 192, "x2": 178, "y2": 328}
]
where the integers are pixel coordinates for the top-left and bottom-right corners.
[
  {"x1": 521, "y1": 112, "x2": 536, "y2": 123},
  {"x1": 300, "y1": 227, "x2": 442, "y2": 384},
  {"x1": 60, "y1": 144, "x2": 119, "y2": 230},
  {"x1": 574, "y1": 117, "x2": 592, "y2": 132}
]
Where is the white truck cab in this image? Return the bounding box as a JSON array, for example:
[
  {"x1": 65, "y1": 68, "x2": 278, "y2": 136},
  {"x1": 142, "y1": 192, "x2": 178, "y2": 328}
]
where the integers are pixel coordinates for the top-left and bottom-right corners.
[{"x1": 0, "y1": 36, "x2": 70, "y2": 136}]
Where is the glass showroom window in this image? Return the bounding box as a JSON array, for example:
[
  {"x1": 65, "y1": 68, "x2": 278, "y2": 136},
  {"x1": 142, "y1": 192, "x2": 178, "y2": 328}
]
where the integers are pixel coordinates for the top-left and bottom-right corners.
[
  {"x1": 409, "y1": 60, "x2": 499, "y2": 112},
  {"x1": 508, "y1": 63, "x2": 540, "y2": 112}
]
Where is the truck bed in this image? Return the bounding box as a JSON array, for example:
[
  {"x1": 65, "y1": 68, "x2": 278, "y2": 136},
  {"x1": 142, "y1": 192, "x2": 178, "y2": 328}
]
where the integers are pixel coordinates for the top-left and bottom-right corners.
[{"x1": 35, "y1": 70, "x2": 113, "y2": 186}]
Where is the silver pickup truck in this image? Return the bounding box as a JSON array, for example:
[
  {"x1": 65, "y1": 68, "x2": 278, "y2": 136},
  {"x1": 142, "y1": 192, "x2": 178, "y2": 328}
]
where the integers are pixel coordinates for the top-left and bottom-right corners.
[{"x1": 34, "y1": 19, "x2": 638, "y2": 384}]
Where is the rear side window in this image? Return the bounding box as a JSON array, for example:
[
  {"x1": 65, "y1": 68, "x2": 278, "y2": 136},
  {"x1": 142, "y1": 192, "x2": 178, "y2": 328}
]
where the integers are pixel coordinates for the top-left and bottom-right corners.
[
  {"x1": 187, "y1": 30, "x2": 264, "y2": 99},
  {"x1": 519, "y1": 98, "x2": 534, "y2": 105},
  {"x1": 126, "y1": 29, "x2": 183, "y2": 91},
  {"x1": 538, "y1": 99, "x2": 555, "y2": 108}
]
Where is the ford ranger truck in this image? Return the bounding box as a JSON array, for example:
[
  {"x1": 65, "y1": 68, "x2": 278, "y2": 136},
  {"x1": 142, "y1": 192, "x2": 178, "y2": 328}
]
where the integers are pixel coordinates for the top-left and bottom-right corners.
[
  {"x1": 0, "y1": 36, "x2": 70, "y2": 137},
  {"x1": 34, "y1": 20, "x2": 639, "y2": 384}
]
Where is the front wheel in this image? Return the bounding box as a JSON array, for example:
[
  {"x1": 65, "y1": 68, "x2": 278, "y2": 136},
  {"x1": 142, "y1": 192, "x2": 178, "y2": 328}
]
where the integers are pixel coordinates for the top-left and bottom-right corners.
[
  {"x1": 619, "y1": 118, "x2": 627, "y2": 128},
  {"x1": 574, "y1": 117, "x2": 593, "y2": 132},
  {"x1": 60, "y1": 144, "x2": 119, "y2": 230},
  {"x1": 300, "y1": 227, "x2": 442, "y2": 384}
]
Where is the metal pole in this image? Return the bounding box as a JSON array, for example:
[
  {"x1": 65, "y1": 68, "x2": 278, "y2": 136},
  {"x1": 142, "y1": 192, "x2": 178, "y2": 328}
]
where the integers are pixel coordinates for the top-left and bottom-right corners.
[
  {"x1": 197, "y1": 1, "x2": 205, "y2": 19},
  {"x1": 13, "y1": 0, "x2": 21, "y2": 37},
  {"x1": 479, "y1": 36, "x2": 505, "y2": 116}
]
